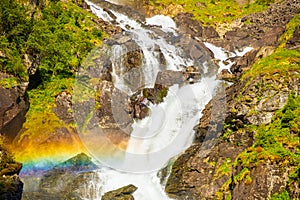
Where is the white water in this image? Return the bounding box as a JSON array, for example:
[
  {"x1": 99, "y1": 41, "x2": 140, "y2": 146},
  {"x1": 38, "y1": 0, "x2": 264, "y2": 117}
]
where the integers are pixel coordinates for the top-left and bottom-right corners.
[
  {"x1": 146, "y1": 15, "x2": 177, "y2": 35},
  {"x1": 204, "y1": 42, "x2": 253, "y2": 73},
  {"x1": 87, "y1": 0, "x2": 192, "y2": 93},
  {"x1": 80, "y1": 1, "x2": 253, "y2": 199}
]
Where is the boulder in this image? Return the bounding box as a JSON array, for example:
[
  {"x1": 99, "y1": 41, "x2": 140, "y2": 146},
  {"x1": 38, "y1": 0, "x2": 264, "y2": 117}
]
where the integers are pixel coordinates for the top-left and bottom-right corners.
[{"x1": 102, "y1": 184, "x2": 137, "y2": 200}]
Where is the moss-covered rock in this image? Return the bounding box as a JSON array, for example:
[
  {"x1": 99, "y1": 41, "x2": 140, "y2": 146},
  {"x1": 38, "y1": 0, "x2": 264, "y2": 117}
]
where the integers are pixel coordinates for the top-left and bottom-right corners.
[
  {"x1": 0, "y1": 147, "x2": 23, "y2": 200},
  {"x1": 102, "y1": 184, "x2": 137, "y2": 200}
]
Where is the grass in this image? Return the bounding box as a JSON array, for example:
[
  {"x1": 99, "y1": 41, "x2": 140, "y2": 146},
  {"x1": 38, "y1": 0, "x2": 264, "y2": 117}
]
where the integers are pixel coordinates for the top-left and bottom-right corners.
[
  {"x1": 148, "y1": 0, "x2": 273, "y2": 26},
  {"x1": 0, "y1": 77, "x2": 19, "y2": 89},
  {"x1": 279, "y1": 14, "x2": 300, "y2": 48},
  {"x1": 242, "y1": 48, "x2": 300, "y2": 79},
  {"x1": 17, "y1": 77, "x2": 75, "y2": 142},
  {"x1": 241, "y1": 13, "x2": 300, "y2": 80},
  {"x1": 270, "y1": 190, "x2": 291, "y2": 200}
]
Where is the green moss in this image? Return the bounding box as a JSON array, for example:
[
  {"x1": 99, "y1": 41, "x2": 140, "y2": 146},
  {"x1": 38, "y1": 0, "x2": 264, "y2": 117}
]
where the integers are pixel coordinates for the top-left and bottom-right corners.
[
  {"x1": 234, "y1": 93, "x2": 300, "y2": 181},
  {"x1": 149, "y1": 0, "x2": 271, "y2": 26},
  {"x1": 215, "y1": 158, "x2": 232, "y2": 179},
  {"x1": 19, "y1": 77, "x2": 75, "y2": 141},
  {"x1": 242, "y1": 48, "x2": 300, "y2": 79},
  {"x1": 0, "y1": 77, "x2": 19, "y2": 89},
  {"x1": 279, "y1": 14, "x2": 300, "y2": 47},
  {"x1": 234, "y1": 168, "x2": 250, "y2": 184},
  {"x1": 241, "y1": 14, "x2": 300, "y2": 81},
  {"x1": 270, "y1": 190, "x2": 291, "y2": 200}
]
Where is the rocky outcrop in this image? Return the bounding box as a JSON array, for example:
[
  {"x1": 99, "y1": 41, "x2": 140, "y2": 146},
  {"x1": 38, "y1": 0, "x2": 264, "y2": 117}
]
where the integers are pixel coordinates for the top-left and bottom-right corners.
[
  {"x1": 102, "y1": 184, "x2": 137, "y2": 200},
  {"x1": 0, "y1": 149, "x2": 23, "y2": 200},
  {"x1": 230, "y1": 46, "x2": 275, "y2": 78},
  {"x1": 0, "y1": 75, "x2": 29, "y2": 142},
  {"x1": 212, "y1": 0, "x2": 300, "y2": 51},
  {"x1": 90, "y1": 0, "x2": 145, "y2": 22},
  {"x1": 53, "y1": 92, "x2": 74, "y2": 124},
  {"x1": 174, "y1": 13, "x2": 219, "y2": 40}
]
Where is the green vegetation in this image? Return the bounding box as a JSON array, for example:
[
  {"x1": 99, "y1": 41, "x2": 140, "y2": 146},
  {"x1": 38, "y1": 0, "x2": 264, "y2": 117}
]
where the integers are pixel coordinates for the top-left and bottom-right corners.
[
  {"x1": 218, "y1": 13, "x2": 300, "y2": 198},
  {"x1": 19, "y1": 77, "x2": 74, "y2": 141},
  {"x1": 148, "y1": 0, "x2": 274, "y2": 26},
  {"x1": 270, "y1": 190, "x2": 291, "y2": 200},
  {"x1": 0, "y1": 77, "x2": 19, "y2": 89},
  {"x1": 279, "y1": 14, "x2": 300, "y2": 47},
  {"x1": 234, "y1": 93, "x2": 300, "y2": 194},
  {"x1": 242, "y1": 14, "x2": 300, "y2": 80},
  {"x1": 0, "y1": 0, "x2": 105, "y2": 145},
  {"x1": 242, "y1": 48, "x2": 300, "y2": 79},
  {"x1": 0, "y1": 0, "x2": 103, "y2": 80}
]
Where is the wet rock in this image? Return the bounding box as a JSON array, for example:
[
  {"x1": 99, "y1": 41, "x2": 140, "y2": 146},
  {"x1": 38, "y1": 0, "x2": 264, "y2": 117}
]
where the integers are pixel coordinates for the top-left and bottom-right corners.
[
  {"x1": 217, "y1": 69, "x2": 236, "y2": 82},
  {"x1": 92, "y1": 17, "x2": 123, "y2": 35},
  {"x1": 129, "y1": 84, "x2": 168, "y2": 119},
  {"x1": 0, "y1": 175, "x2": 23, "y2": 200},
  {"x1": 0, "y1": 77, "x2": 29, "y2": 142},
  {"x1": 102, "y1": 184, "x2": 137, "y2": 200},
  {"x1": 91, "y1": 0, "x2": 145, "y2": 22},
  {"x1": 22, "y1": 153, "x2": 100, "y2": 200},
  {"x1": 0, "y1": 149, "x2": 23, "y2": 200},
  {"x1": 230, "y1": 46, "x2": 275, "y2": 77}
]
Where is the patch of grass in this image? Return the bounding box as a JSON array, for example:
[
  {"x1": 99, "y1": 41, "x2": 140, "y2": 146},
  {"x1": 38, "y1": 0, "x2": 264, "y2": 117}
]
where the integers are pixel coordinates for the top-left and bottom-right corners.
[
  {"x1": 234, "y1": 167, "x2": 251, "y2": 184},
  {"x1": 235, "y1": 93, "x2": 300, "y2": 179},
  {"x1": 0, "y1": 77, "x2": 19, "y2": 89},
  {"x1": 279, "y1": 14, "x2": 300, "y2": 47},
  {"x1": 214, "y1": 158, "x2": 232, "y2": 179},
  {"x1": 242, "y1": 48, "x2": 300, "y2": 79},
  {"x1": 270, "y1": 190, "x2": 291, "y2": 200},
  {"x1": 18, "y1": 77, "x2": 75, "y2": 141},
  {"x1": 148, "y1": 0, "x2": 272, "y2": 26},
  {"x1": 241, "y1": 14, "x2": 300, "y2": 81}
]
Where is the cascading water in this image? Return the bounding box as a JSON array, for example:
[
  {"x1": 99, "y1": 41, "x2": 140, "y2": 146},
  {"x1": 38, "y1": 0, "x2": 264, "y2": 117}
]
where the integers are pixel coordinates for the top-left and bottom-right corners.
[{"x1": 72, "y1": 1, "x2": 253, "y2": 199}]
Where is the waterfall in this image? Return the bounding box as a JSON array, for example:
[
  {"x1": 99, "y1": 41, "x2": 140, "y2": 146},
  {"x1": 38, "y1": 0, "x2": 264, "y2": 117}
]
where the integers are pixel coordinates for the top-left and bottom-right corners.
[{"x1": 76, "y1": 1, "x2": 253, "y2": 199}]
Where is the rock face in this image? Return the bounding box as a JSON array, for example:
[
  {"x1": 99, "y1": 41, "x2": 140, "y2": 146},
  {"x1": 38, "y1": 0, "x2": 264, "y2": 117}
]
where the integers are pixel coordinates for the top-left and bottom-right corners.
[
  {"x1": 102, "y1": 184, "x2": 137, "y2": 200},
  {"x1": 212, "y1": 0, "x2": 300, "y2": 51},
  {"x1": 53, "y1": 91, "x2": 74, "y2": 124},
  {"x1": 286, "y1": 25, "x2": 300, "y2": 50},
  {"x1": 166, "y1": 70, "x2": 300, "y2": 199},
  {"x1": 230, "y1": 46, "x2": 275, "y2": 78},
  {"x1": 22, "y1": 153, "x2": 100, "y2": 200},
  {"x1": 174, "y1": 13, "x2": 219, "y2": 40},
  {"x1": 0, "y1": 149, "x2": 23, "y2": 200},
  {"x1": 0, "y1": 75, "x2": 29, "y2": 142}
]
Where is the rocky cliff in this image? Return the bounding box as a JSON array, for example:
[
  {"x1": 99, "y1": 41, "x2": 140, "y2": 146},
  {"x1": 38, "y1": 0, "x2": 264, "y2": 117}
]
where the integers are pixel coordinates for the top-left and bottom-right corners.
[{"x1": 164, "y1": 1, "x2": 300, "y2": 199}]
